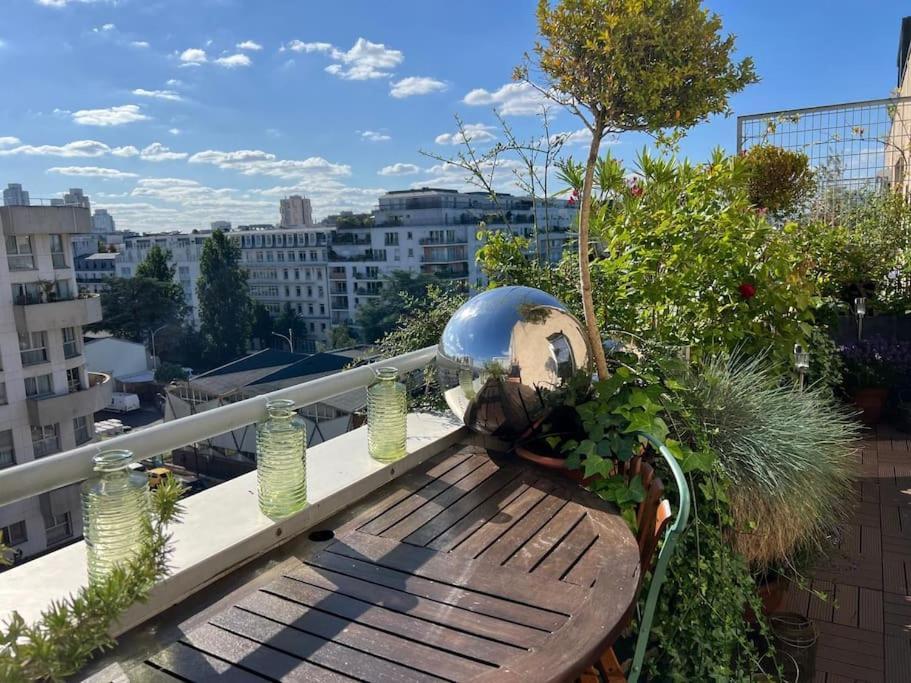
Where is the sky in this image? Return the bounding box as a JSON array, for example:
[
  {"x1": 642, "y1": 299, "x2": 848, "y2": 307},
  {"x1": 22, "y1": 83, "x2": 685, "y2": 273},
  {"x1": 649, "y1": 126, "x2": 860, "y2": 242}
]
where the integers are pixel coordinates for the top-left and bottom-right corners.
[{"x1": 0, "y1": 0, "x2": 907, "y2": 233}]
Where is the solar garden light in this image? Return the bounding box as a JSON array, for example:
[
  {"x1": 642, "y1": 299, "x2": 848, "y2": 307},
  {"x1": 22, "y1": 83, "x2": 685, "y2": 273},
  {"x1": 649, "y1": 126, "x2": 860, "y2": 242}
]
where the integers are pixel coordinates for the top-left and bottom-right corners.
[
  {"x1": 794, "y1": 343, "x2": 810, "y2": 391},
  {"x1": 854, "y1": 296, "x2": 866, "y2": 341}
]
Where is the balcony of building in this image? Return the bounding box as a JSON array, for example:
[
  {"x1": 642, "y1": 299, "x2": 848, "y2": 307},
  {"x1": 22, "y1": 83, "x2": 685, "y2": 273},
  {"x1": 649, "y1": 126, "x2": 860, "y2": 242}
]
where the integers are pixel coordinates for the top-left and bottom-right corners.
[
  {"x1": 330, "y1": 295, "x2": 349, "y2": 309},
  {"x1": 418, "y1": 235, "x2": 468, "y2": 246},
  {"x1": 26, "y1": 371, "x2": 112, "y2": 426},
  {"x1": 0, "y1": 204, "x2": 92, "y2": 236},
  {"x1": 421, "y1": 251, "x2": 469, "y2": 264},
  {"x1": 12, "y1": 293, "x2": 102, "y2": 333}
]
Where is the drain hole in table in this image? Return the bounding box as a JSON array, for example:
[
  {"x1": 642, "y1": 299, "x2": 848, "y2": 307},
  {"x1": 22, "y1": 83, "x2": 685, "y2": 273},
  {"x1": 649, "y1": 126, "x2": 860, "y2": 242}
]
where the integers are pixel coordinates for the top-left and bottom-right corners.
[{"x1": 308, "y1": 529, "x2": 335, "y2": 542}]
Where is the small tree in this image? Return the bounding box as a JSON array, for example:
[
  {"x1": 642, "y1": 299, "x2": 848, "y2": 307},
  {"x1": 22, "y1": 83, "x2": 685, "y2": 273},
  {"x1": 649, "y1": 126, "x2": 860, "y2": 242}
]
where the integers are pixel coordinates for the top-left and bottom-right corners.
[
  {"x1": 356, "y1": 271, "x2": 442, "y2": 343},
  {"x1": 135, "y1": 244, "x2": 175, "y2": 282},
  {"x1": 197, "y1": 230, "x2": 252, "y2": 365},
  {"x1": 251, "y1": 303, "x2": 274, "y2": 349},
  {"x1": 273, "y1": 303, "x2": 307, "y2": 349},
  {"x1": 520, "y1": 0, "x2": 757, "y2": 378},
  {"x1": 96, "y1": 277, "x2": 186, "y2": 342},
  {"x1": 330, "y1": 324, "x2": 357, "y2": 349}
]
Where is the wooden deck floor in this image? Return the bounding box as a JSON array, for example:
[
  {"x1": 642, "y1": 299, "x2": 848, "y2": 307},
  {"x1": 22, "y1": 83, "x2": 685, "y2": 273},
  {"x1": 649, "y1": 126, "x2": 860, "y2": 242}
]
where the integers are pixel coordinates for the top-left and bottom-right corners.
[{"x1": 782, "y1": 428, "x2": 911, "y2": 682}]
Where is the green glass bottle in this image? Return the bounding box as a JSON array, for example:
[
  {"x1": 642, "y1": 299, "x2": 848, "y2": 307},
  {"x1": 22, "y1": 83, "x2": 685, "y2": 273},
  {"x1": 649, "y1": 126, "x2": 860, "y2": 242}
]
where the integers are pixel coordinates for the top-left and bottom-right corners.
[
  {"x1": 368, "y1": 367, "x2": 407, "y2": 463},
  {"x1": 81, "y1": 449, "x2": 150, "y2": 584},
  {"x1": 256, "y1": 398, "x2": 307, "y2": 520}
]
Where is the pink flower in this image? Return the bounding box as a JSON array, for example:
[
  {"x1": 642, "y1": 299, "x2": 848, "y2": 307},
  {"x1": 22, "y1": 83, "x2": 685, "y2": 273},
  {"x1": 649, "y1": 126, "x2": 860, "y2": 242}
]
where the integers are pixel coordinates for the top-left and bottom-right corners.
[{"x1": 629, "y1": 183, "x2": 644, "y2": 198}]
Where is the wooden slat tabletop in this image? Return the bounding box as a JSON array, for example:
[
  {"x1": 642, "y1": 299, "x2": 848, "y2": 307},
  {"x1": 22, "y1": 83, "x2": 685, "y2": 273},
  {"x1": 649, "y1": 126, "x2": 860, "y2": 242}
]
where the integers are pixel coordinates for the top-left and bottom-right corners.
[{"x1": 139, "y1": 445, "x2": 641, "y2": 682}]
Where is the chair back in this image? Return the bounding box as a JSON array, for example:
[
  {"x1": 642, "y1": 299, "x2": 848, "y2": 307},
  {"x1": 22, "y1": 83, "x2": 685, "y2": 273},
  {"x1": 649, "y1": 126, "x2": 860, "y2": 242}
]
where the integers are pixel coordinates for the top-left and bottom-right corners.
[{"x1": 621, "y1": 455, "x2": 675, "y2": 577}]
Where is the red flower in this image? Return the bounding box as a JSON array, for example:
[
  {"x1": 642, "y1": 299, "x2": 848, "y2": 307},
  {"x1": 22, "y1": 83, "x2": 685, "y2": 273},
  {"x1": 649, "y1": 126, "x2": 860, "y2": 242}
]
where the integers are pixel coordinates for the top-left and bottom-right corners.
[
  {"x1": 629, "y1": 183, "x2": 644, "y2": 198},
  {"x1": 738, "y1": 283, "x2": 756, "y2": 299}
]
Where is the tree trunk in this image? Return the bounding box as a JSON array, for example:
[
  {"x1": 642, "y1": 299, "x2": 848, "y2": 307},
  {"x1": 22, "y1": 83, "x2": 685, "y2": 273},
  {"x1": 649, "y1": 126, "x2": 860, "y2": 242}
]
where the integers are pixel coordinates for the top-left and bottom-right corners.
[{"x1": 579, "y1": 120, "x2": 609, "y2": 380}]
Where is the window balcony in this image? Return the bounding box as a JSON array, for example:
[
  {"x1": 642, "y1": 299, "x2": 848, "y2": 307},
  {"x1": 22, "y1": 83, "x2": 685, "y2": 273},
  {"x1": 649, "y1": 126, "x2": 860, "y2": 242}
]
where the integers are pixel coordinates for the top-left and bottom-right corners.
[
  {"x1": 26, "y1": 371, "x2": 111, "y2": 426},
  {"x1": 0, "y1": 348, "x2": 448, "y2": 647},
  {"x1": 418, "y1": 236, "x2": 468, "y2": 245},
  {"x1": 0, "y1": 204, "x2": 92, "y2": 236},
  {"x1": 13, "y1": 293, "x2": 102, "y2": 333}
]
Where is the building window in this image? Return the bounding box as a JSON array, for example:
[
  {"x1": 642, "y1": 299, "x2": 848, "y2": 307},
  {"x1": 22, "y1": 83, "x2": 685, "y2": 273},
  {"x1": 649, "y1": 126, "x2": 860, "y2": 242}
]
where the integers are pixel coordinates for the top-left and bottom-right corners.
[
  {"x1": 19, "y1": 331, "x2": 48, "y2": 366},
  {"x1": 310, "y1": 250, "x2": 317, "y2": 261},
  {"x1": 45, "y1": 511, "x2": 72, "y2": 548},
  {"x1": 5, "y1": 235, "x2": 34, "y2": 270},
  {"x1": 283, "y1": 269, "x2": 289, "y2": 280},
  {"x1": 66, "y1": 367, "x2": 83, "y2": 393},
  {"x1": 73, "y1": 415, "x2": 91, "y2": 445},
  {"x1": 407, "y1": 232, "x2": 413, "y2": 240},
  {"x1": 49, "y1": 234, "x2": 67, "y2": 268},
  {"x1": 320, "y1": 304, "x2": 325, "y2": 315},
  {"x1": 25, "y1": 373, "x2": 54, "y2": 399},
  {"x1": 385, "y1": 232, "x2": 399, "y2": 246},
  {"x1": 0, "y1": 430, "x2": 15, "y2": 469},
  {"x1": 0, "y1": 382, "x2": 6, "y2": 406},
  {"x1": 31, "y1": 424, "x2": 59, "y2": 458},
  {"x1": 0, "y1": 520, "x2": 27, "y2": 546},
  {"x1": 408, "y1": 248, "x2": 414, "y2": 258},
  {"x1": 308, "y1": 304, "x2": 314, "y2": 315},
  {"x1": 11, "y1": 281, "x2": 41, "y2": 305},
  {"x1": 62, "y1": 326, "x2": 80, "y2": 359},
  {"x1": 296, "y1": 286, "x2": 301, "y2": 297}
]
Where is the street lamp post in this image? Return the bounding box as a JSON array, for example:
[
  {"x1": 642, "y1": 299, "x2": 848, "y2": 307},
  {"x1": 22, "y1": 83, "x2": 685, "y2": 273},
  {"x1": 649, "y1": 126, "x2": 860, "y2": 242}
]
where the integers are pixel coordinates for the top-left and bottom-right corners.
[{"x1": 272, "y1": 328, "x2": 294, "y2": 353}]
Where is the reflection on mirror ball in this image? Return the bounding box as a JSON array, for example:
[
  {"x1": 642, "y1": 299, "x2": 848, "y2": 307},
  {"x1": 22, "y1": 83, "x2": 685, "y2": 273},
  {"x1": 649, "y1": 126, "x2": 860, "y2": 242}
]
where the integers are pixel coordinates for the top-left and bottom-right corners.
[{"x1": 436, "y1": 286, "x2": 592, "y2": 438}]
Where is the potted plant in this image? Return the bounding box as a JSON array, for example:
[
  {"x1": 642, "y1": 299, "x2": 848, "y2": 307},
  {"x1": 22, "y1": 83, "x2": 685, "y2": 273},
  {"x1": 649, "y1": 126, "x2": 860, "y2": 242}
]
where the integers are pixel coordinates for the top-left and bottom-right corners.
[{"x1": 840, "y1": 337, "x2": 910, "y2": 425}]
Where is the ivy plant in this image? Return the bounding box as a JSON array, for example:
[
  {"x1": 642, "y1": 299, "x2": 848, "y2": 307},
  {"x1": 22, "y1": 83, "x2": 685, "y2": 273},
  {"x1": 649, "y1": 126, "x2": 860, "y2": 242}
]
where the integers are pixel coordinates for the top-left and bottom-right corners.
[{"x1": 0, "y1": 479, "x2": 185, "y2": 682}]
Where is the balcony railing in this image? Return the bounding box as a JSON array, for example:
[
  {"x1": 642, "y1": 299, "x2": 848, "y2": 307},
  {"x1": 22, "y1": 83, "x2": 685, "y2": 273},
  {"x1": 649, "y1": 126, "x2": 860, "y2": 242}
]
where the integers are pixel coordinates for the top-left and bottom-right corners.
[
  {"x1": 0, "y1": 347, "x2": 457, "y2": 638},
  {"x1": 421, "y1": 253, "x2": 468, "y2": 264},
  {"x1": 418, "y1": 236, "x2": 468, "y2": 246}
]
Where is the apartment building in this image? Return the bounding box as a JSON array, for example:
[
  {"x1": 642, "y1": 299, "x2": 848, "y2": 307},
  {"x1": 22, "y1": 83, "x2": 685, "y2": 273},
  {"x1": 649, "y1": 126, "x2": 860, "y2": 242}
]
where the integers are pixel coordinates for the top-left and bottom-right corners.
[{"x1": 0, "y1": 202, "x2": 112, "y2": 561}]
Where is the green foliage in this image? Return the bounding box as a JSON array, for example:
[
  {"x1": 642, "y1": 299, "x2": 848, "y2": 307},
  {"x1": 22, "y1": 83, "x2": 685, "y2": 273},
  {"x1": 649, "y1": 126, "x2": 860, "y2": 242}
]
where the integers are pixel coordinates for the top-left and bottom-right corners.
[
  {"x1": 273, "y1": 303, "x2": 307, "y2": 347},
  {"x1": 251, "y1": 303, "x2": 274, "y2": 349},
  {"x1": 154, "y1": 362, "x2": 188, "y2": 384},
  {"x1": 671, "y1": 354, "x2": 860, "y2": 568},
  {"x1": 529, "y1": 0, "x2": 757, "y2": 132},
  {"x1": 0, "y1": 480, "x2": 184, "y2": 681},
  {"x1": 356, "y1": 270, "x2": 447, "y2": 343},
  {"x1": 134, "y1": 245, "x2": 176, "y2": 282},
  {"x1": 585, "y1": 149, "x2": 820, "y2": 372},
  {"x1": 373, "y1": 284, "x2": 467, "y2": 413},
  {"x1": 329, "y1": 324, "x2": 357, "y2": 349},
  {"x1": 96, "y1": 277, "x2": 186, "y2": 343},
  {"x1": 197, "y1": 230, "x2": 253, "y2": 365},
  {"x1": 741, "y1": 145, "x2": 815, "y2": 216}
]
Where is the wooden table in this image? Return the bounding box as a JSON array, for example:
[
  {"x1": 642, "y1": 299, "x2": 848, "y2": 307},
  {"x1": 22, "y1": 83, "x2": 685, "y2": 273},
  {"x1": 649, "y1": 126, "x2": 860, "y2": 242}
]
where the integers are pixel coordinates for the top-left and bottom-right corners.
[{"x1": 137, "y1": 445, "x2": 641, "y2": 682}]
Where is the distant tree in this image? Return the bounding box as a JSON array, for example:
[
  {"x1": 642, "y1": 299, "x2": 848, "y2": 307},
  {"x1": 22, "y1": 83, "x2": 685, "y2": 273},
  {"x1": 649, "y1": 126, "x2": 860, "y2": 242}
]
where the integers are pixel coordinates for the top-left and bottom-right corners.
[
  {"x1": 197, "y1": 230, "x2": 252, "y2": 365},
  {"x1": 356, "y1": 271, "x2": 442, "y2": 343},
  {"x1": 154, "y1": 362, "x2": 188, "y2": 384},
  {"x1": 251, "y1": 303, "x2": 274, "y2": 349},
  {"x1": 273, "y1": 303, "x2": 307, "y2": 350},
  {"x1": 330, "y1": 324, "x2": 357, "y2": 349},
  {"x1": 519, "y1": 0, "x2": 757, "y2": 379},
  {"x1": 96, "y1": 277, "x2": 186, "y2": 342},
  {"x1": 135, "y1": 244, "x2": 176, "y2": 282}
]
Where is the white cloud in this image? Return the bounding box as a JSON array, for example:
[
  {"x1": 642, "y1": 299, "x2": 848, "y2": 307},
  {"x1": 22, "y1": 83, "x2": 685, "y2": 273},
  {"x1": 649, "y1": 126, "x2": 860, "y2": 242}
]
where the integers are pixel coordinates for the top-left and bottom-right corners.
[
  {"x1": 72, "y1": 104, "x2": 149, "y2": 126},
  {"x1": 463, "y1": 82, "x2": 550, "y2": 116},
  {"x1": 236, "y1": 40, "x2": 263, "y2": 51},
  {"x1": 130, "y1": 40, "x2": 150, "y2": 49},
  {"x1": 179, "y1": 48, "x2": 207, "y2": 64},
  {"x1": 214, "y1": 53, "x2": 251, "y2": 68},
  {"x1": 360, "y1": 130, "x2": 390, "y2": 142},
  {"x1": 93, "y1": 23, "x2": 115, "y2": 32},
  {"x1": 47, "y1": 166, "x2": 138, "y2": 179},
  {"x1": 378, "y1": 163, "x2": 420, "y2": 176},
  {"x1": 390, "y1": 76, "x2": 447, "y2": 99},
  {"x1": 188, "y1": 148, "x2": 351, "y2": 179},
  {"x1": 0, "y1": 137, "x2": 21, "y2": 147},
  {"x1": 36, "y1": 0, "x2": 115, "y2": 6},
  {"x1": 435, "y1": 123, "x2": 496, "y2": 146},
  {"x1": 140, "y1": 142, "x2": 187, "y2": 162},
  {"x1": 168, "y1": 128, "x2": 181, "y2": 135},
  {"x1": 0, "y1": 139, "x2": 112, "y2": 157},
  {"x1": 550, "y1": 128, "x2": 592, "y2": 146},
  {"x1": 165, "y1": 79, "x2": 183, "y2": 88},
  {"x1": 132, "y1": 88, "x2": 183, "y2": 102},
  {"x1": 284, "y1": 41, "x2": 333, "y2": 53},
  {"x1": 112, "y1": 145, "x2": 139, "y2": 157},
  {"x1": 327, "y1": 38, "x2": 403, "y2": 80}
]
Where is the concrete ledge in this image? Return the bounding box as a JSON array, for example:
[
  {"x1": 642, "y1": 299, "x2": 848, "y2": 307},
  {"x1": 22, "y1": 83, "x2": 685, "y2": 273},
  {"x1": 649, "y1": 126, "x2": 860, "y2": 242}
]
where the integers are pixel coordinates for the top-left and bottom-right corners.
[{"x1": 0, "y1": 413, "x2": 465, "y2": 634}]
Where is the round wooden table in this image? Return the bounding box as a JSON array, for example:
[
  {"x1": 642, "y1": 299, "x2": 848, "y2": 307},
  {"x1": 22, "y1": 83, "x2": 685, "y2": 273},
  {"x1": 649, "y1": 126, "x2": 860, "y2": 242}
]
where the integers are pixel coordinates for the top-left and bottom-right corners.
[{"x1": 142, "y1": 445, "x2": 641, "y2": 682}]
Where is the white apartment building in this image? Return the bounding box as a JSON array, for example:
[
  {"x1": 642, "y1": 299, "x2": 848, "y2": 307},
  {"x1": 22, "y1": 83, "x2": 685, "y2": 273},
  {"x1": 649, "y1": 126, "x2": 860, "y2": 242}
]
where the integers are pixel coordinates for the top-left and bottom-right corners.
[
  {"x1": 117, "y1": 232, "x2": 208, "y2": 325},
  {"x1": 0, "y1": 203, "x2": 112, "y2": 562},
  {"x1": 280, "y1": 195, "x2": 313, "y2": 227}
]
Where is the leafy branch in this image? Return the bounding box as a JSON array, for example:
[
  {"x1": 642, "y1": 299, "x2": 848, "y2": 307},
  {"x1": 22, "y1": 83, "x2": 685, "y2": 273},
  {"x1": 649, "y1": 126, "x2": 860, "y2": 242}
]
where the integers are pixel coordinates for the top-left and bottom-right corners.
[{"x1": 0, "y1": 479, "x2": 185, "y2": 682}]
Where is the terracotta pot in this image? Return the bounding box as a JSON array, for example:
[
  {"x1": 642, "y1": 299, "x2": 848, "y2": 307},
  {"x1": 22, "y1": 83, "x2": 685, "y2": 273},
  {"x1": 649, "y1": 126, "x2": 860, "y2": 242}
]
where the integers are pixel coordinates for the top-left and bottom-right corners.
[
  {"x1": 514, "y1": 444, "x2": 585, "y2": 484},
  {"x1": 758, "y1": 575, "x2": 787, "y2": 615},
  {"x1": 853, "y1": 387, "x2": 889, "y2": 426}
]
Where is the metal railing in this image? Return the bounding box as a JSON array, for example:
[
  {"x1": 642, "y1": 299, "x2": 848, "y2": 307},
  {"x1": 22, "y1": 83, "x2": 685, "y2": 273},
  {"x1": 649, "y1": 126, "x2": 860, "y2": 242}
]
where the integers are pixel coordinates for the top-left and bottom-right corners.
[{"x1": 0, "y1": 347, "x2": 437, "y2": 508}]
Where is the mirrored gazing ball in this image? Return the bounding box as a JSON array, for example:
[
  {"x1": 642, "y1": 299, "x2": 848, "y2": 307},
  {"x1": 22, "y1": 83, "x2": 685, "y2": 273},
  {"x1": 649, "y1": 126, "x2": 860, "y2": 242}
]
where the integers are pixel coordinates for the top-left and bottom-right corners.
[{"x1": 436, "y1": 286, "x2": 592, "y2": 438}]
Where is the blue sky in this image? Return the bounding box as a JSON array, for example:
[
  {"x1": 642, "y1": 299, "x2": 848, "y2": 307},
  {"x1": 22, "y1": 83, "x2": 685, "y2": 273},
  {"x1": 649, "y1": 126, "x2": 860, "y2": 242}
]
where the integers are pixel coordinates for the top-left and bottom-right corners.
[{"x1": 0, "y1": 0, "x2": 906, "y2": 233}]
